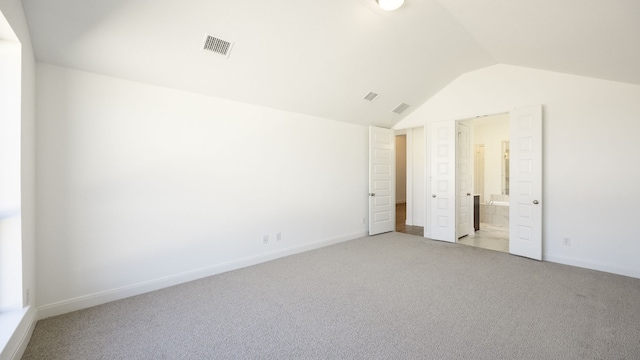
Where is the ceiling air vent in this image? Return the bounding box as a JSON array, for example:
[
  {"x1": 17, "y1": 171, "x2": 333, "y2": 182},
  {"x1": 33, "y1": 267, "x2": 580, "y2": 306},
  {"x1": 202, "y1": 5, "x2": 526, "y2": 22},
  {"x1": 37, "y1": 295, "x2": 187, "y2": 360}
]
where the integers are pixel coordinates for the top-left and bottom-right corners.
[
  {"x1": 202, "y1": 34, "x2": 233, "y2": 58},
  {"x1": 363, "y1": 92, "x2": 379, "y2": 101},
  {"x1": 392, "y1": 103, "x2": 410, "y2": 114}
]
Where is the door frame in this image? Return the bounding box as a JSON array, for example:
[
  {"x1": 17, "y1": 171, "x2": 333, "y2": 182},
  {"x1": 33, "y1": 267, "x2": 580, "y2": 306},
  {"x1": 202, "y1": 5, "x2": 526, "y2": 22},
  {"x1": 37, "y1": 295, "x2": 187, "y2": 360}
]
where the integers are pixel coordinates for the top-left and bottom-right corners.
[
  {"x1": 395, "y1": 127, "x2": 425, "y2": 233},
  {"x1": 456, "y1": 122, "x2": 473, "y2": 239},
  {"x1": 425, "y1": 106, "x2": 543, "y2": 260}
]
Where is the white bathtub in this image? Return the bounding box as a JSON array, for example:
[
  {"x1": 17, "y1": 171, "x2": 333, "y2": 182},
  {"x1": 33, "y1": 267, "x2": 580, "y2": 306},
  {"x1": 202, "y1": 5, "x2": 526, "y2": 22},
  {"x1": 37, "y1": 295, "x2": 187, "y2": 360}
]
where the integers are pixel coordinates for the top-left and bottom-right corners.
[{"x1": 480, "y1": 201, "x2": 509, "y2": 227}]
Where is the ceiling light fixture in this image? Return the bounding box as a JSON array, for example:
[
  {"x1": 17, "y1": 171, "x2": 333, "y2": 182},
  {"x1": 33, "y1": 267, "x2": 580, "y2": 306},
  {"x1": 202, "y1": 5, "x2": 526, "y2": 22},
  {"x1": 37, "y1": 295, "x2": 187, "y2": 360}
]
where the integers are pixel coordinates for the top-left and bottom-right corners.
[{"x1": 376, "y1": 0, "x2": 404, "y2": 11}]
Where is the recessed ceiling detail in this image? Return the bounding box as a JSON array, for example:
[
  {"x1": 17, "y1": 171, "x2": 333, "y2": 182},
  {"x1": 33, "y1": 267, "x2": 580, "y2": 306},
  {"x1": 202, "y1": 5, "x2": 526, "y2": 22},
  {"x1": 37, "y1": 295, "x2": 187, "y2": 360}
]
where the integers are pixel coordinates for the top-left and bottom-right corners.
[
  {"x1": 392, "y1": 103, "x2": 410, "y2": 114},
  {"x1": 202, "y1": 34, "x2": 233, "y2": 58},
  {"x1": 363, "y1": 92, "x2": 379, "y2": 101}
]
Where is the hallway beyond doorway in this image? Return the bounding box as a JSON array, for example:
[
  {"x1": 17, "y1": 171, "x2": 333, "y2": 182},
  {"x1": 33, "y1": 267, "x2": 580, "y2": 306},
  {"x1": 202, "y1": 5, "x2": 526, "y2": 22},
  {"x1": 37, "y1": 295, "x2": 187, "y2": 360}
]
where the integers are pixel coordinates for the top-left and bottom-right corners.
[{"x1": 396, "y1": 203, "x2": 423, "y2": 236}]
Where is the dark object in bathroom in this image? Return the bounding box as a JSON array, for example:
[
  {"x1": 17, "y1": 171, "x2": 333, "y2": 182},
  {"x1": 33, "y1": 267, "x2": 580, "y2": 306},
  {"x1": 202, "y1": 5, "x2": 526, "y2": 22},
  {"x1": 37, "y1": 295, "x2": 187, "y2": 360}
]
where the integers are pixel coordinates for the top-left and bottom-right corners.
[{"x1": 474, "y1": 195, "x2": 480, "y2": 231}]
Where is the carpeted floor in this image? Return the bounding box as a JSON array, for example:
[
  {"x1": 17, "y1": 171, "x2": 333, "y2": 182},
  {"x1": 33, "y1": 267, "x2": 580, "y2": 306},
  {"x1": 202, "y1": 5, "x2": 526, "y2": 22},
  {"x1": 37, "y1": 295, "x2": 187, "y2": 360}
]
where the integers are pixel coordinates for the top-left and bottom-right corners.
[{"x1": 22, "y1": 232, "x2": 640, "y2": 359}]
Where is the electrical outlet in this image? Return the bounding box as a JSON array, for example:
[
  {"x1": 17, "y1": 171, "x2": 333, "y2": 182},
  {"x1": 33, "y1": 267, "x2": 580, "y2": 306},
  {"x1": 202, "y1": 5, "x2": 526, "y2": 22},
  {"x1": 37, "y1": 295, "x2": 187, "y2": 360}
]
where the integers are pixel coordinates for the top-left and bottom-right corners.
[
  {"x1": 263, "y1": 235, "x2": 269, "y2": 244},
  {"x1": 563, "y1": 237, "x2": 571, "y2": 246},
  {"x1": 362, "y1": 217, "x2": 366, "y2": 224},
  {"x1": 276, "y1": 232, "x2": 282, "y2": 241}
]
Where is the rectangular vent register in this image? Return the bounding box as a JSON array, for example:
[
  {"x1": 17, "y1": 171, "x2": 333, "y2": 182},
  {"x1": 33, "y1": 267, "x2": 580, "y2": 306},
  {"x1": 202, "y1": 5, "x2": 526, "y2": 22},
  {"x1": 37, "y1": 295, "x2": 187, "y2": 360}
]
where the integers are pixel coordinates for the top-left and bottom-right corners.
[{"x1": 202, "y1": 34, "x2": 233, "y2": 57}]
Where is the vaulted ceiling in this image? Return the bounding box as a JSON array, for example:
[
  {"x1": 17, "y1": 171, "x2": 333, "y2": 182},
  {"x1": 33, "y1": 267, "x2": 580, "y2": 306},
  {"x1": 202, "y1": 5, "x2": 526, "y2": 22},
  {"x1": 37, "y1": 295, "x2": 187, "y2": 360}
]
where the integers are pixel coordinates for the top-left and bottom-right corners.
[{"x1": 21, "y1": 0, "x2": 640, "y2": 128}]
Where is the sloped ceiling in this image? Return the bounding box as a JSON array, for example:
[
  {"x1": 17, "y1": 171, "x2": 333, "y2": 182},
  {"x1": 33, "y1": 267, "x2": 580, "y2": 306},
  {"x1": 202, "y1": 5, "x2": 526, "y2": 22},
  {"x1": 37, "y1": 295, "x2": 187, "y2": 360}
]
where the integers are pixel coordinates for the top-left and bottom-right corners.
[
  {"x1": 438, "y1": 0, "x2": 640, "y2": 85},
  {"x1": 21, "y1": 0, "x2": 640, "y2": 128}
]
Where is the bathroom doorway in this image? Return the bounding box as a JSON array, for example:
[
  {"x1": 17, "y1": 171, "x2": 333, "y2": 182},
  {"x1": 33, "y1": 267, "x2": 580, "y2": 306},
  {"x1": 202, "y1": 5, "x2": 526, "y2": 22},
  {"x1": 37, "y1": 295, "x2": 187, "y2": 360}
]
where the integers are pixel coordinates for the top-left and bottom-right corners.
[
  {"x1": 457, "y1": 113, "x2": 510, "y2": 253},
  {"x1": 427, "y1": 105, "x2": 542, "y2": 260}
]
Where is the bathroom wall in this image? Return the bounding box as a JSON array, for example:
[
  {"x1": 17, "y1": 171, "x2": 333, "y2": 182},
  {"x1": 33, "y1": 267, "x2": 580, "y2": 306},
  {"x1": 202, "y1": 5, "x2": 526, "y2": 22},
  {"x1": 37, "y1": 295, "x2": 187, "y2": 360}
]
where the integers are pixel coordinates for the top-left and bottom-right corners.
[{"x1": 471, "y1": 114, "x2": 509, "y2": 201}]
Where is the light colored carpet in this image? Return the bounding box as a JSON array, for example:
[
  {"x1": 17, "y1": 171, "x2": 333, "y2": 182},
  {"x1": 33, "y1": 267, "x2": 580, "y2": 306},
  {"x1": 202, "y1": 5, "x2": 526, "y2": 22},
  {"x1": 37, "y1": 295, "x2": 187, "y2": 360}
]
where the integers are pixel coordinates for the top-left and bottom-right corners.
[{"x1": 22, "y1": 232, "x2": 640, "y2": 359}]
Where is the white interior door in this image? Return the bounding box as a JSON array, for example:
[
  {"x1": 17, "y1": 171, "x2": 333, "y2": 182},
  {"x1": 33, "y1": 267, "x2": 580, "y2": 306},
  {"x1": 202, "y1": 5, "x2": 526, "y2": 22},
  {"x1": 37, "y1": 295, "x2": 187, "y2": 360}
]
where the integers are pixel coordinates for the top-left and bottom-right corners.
[
  {"x1": 369, "y1": 126, "x2": 395, "y2": 235},
  {"x1": 509, "y1": 105, "x2": 543, "y2": 260},
  {"x1": 428, "y1": 120, "x2": 456, "y2": 242},
  {"x1": 456, "y1": 123, "x2": 471, "y2": 239}
]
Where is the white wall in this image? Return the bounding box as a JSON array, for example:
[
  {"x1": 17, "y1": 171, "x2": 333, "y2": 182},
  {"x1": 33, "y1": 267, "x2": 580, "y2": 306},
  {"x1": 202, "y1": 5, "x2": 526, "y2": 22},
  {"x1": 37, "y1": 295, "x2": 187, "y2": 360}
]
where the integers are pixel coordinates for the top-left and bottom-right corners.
[
  {"x1": 395, "y1": 64, "x2": 640, "y2": 279},
  {"x1": 395, "y1": 135, "x2": 406, "y2": 204},
  {"x1": 472, "y1": 114, "x2": 509, "y2": 201},
  {"x1": 35, "y1": 64, "x2": 369, "y2": 317},
  {"x1": 0, "y1": 1, "x2": 37, "y2": 359},
  {"x1": 410, "y1": 128, "x2": 425, "y2": 227}
]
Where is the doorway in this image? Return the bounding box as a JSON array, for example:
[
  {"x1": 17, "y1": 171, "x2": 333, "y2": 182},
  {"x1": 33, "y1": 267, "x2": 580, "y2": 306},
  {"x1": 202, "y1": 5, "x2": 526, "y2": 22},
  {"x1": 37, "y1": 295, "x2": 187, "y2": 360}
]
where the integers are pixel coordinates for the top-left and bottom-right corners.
[
  {"x1": 427, "y1": 105, "x2": 542, "y2": 260},
  {"x1": 395, "y1": 129, "x2": 424, "y2": 237},
  {"x1": 456, "y1": 113, "x2": 510, "y2": 252},
  {"x1": 457, "y1": 114, "x2": 510, "y2": 253}
]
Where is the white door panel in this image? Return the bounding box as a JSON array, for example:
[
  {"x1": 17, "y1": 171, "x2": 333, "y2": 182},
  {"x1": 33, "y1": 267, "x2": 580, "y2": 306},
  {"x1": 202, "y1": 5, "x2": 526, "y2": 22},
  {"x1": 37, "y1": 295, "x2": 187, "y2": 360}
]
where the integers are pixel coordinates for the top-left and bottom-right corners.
[
  {"x1": 369, "y1": 126, "x2": 395, "y2": 235},
  {"x1": 429, "y1": 121, "x2": 456, "y2": 242},
  {"x1": 509, "y1": 105, "x2": 543, "y2": 260}
]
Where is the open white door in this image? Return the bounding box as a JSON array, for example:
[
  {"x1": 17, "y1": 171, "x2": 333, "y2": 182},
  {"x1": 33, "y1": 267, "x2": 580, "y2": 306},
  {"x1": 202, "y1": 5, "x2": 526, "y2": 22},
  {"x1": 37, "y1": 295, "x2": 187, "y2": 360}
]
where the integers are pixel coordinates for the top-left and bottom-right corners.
[
  {"x1": 509, "y1": 105, "x2": 543, "y2": 260},
  {"x1": 456, "y1": 123, "x2": 472, "y2": 239},
  {"x1": 369, "y1": 126, "x2": 395, "y2": 235},
  {"x1": 428, "y1": 120, "x2": 456, "y2": 242}
]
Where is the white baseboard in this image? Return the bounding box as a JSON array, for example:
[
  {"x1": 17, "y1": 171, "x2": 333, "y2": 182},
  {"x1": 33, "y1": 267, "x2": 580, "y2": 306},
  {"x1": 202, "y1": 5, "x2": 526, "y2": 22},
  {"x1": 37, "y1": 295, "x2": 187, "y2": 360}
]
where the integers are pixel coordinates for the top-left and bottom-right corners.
[
  {"x1": 0, "y1": 306, "x2": 37, "y2": 360},
  {"x1": 544, "y1": 254, "x2": 640, "y2": 279},
  {"x1": 405, "y1": 220, "x2": 425, "y2": 227},
  {"x1": 38, "y1": 231, "x2": 367, "y2": 320}
]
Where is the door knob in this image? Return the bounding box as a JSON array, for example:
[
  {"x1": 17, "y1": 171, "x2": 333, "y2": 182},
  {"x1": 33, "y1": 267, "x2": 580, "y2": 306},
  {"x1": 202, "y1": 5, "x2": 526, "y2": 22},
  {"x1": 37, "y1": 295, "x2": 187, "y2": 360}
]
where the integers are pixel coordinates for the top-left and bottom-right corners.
[
  {"x1": 467, "y1": 193, "x2": 471, "y2": 196},
  {"x1": 432, "y1": 194, "x2": 436, "y2": 198},
  {"x1": 369, "y1": 193, "x2": 376, "y2": 197},
  {"x1": 533, "y1": 200, "x2": 539, "y2": 204}
]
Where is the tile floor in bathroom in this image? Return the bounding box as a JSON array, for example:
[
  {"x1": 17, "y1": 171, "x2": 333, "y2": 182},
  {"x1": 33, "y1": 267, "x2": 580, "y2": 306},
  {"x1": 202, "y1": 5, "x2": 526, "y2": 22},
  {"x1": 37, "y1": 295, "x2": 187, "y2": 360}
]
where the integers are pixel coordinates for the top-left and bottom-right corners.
[
  {"x1": 458, "y1": 223, "x2": 509, "y2": 253},
  {"x1": 396, "y1": 202, "x2": 508, "y2": 253}
]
